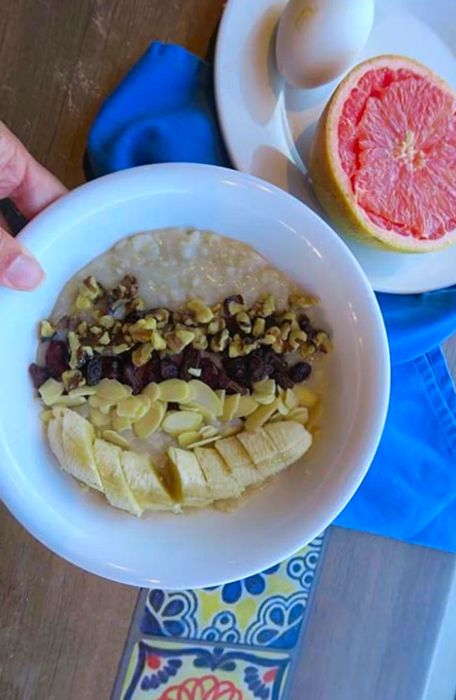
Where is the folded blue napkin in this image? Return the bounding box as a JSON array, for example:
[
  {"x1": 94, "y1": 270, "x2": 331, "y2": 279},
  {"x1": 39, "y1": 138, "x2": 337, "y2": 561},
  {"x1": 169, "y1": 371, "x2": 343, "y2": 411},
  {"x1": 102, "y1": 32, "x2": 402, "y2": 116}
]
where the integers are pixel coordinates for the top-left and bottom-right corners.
[{"x1": 87, "y1": 42, "x2": 456, "y2": 552}]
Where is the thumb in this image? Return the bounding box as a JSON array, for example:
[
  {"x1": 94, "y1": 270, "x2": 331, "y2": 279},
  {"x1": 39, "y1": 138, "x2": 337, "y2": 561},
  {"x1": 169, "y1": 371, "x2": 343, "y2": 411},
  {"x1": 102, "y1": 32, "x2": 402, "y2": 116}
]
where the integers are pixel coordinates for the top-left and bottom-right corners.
[{"x1": 0, "y1": 225, "x2": 44, "y2": 290}]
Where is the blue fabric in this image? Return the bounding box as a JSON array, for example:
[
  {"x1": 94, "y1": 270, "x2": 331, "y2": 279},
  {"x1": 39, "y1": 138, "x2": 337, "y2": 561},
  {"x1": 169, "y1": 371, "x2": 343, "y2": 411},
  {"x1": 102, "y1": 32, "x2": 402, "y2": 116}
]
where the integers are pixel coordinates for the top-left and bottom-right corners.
[{"x1": 87, "y1": 42, "x2": 456, "y2": 551}]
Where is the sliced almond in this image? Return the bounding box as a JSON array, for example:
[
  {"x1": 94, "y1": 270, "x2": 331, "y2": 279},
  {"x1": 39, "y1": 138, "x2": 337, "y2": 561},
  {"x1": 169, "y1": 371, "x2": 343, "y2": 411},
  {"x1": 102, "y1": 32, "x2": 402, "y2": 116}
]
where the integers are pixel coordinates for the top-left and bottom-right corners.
[
  {"x1": 187, "y1": 434, "x2": 222, "y2": 449},
  {"x1": 90, "y1": 408, "x2": 112, "y2": 428},
  {"x1": 245, "y1": 398, "x2": 280, "y2": 432},
  {"x1": 143, "y1": 382, "x2": 160, "y2": 402},
  {"x1": 158, "y1": 379, "x2": 192, "y2": 404},
  {"x1": 221, "y1": 393, "x2": 241, "y2": 421},
  {"x1": 287, "y1": 407, "x2": 309, "y2": 425},
  {"x1": 69, "y1": 385, "x2": 97, "y2": 398},
  {"x1": 216, "y1": 389, "x2": 226, "y2": 413},
  {"x1": 39, "y1": 378, "x2": 64, "y2": 406},
  {"x1": 221, "y1": 424, "x2": 243, "y2": 437},
  {"x1": 162, "y1": 410, "x2": 203, "y2": 436},
  {"x1": 253, "y1": 378, "x2": 276, "y2": 405},
  {"x1": 53, "y1": 396, "x2": 87, "y2": 408},
  {"x1": 112, "y1": 413, "x2": 133, "y2": 433},
  {"x1": 133, "y1": 401, "x2": 166, "y2": 438},
  {"x1": 177, "y1": 430, "x2": 201, "y2": 447},
  {"x1": 285, "y1": 388, "x2": 299, "y2": 410},
  {"x1": 276, "y1": 398, "x2": 290, "y2": 416},
  {"x1": 117, "y1": 395, "x2": 150, "y2": 420},
  {"x1": 102, "y1": 429, "x2": 131, "y2": 449},
  {"x1": 233, "y1": 395, "x2": 258, "y2": 419},
  {"x1": 294, "y1": 384, "x2": 319, "y2": 408},
  {"x1": 96, "y1": 379, "x2": 131, "y2": 402},
  {"x1": 188, "y1": 380, "x2": 222, "y2": 417},
  {"x1": 199, "y1": 425, "x2": 219, "y2": 438}
]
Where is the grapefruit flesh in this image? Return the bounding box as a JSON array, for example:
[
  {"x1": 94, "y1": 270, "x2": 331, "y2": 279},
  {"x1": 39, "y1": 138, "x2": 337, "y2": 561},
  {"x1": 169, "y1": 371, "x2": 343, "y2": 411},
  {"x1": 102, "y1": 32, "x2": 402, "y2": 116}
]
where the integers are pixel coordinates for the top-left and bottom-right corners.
[{"x1": 309, "y1": 56, "x2": 456, "y2": 252}]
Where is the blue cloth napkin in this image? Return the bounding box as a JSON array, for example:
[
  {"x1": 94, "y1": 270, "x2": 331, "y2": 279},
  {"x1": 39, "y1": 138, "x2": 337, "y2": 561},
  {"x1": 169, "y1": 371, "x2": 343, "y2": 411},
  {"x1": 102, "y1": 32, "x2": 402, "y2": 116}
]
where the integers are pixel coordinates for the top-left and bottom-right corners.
[{"x1": 87, "y1": 42, "x2": 456, "y2": 552}]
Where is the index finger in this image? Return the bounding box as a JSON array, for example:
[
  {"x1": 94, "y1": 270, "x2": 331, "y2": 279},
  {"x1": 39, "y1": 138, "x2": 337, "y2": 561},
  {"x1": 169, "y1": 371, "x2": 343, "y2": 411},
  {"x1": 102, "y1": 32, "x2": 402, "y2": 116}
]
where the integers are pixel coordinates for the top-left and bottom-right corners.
[{"x1": 0, "y1": 121, "x2": 68, "y2": 218}]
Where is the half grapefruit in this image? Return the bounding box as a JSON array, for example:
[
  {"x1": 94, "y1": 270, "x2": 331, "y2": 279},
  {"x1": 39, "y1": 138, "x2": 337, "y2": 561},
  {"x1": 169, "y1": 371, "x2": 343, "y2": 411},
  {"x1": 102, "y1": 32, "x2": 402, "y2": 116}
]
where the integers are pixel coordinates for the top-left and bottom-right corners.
[{"x1": 309, "y1": 55, "x2": 456, "y2": 252}]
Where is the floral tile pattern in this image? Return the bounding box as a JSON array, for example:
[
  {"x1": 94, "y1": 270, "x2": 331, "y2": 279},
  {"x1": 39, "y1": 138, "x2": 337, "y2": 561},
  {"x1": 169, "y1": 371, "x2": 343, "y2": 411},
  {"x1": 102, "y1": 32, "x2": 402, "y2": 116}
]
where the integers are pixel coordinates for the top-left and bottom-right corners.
[
  {"x1": 141, "y1": 534, "x2": 324, "y2": 650},
  {"x1": 112, "y1": 533, "x2": 326, "y2": 700},
  {"x1": 121, "y1": 641, "x2": 290, "y2": 700}
]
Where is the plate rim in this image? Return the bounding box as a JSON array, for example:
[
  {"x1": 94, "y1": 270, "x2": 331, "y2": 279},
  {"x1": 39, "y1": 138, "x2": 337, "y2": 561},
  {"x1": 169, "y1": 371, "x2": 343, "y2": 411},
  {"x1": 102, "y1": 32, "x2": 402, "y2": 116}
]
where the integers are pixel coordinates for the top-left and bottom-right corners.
[
  {"x1": 0, "y1": 162, "x2": 390, "y2": 588},
  {"x1": 214, "y1": 0, "x2": 456, "y2": 295}
]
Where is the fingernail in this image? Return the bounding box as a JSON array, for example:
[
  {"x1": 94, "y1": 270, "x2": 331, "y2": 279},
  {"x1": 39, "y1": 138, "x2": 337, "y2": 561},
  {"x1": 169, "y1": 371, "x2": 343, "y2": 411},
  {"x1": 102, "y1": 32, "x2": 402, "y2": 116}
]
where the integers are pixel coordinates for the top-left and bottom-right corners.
[{"x1": 4, "y1": 253, "x2": 44, "y2": 290}]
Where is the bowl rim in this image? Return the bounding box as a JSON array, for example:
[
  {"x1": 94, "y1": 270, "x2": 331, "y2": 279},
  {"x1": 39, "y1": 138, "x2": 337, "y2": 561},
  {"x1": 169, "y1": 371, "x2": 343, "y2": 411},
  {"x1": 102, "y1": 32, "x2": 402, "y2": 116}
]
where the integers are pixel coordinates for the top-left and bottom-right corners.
[{"x1": 0, "y1": 163, "x2": 390, "y2": 587}]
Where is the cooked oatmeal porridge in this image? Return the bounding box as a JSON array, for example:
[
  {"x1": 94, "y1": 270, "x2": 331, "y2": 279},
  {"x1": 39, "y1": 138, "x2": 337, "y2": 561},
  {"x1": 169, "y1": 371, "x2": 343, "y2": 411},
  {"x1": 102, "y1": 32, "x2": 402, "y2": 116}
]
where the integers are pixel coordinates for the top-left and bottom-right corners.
[{"x1": 30, "y1": 228, "x2": 331, "y2": 516}]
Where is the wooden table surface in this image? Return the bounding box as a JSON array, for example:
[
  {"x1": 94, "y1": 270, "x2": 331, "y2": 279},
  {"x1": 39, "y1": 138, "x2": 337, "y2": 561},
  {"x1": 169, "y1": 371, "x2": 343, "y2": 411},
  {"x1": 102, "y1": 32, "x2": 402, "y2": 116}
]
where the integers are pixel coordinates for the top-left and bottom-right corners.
[{"x1": 1, "y1": 2, "x2": 455, "y2": 699}]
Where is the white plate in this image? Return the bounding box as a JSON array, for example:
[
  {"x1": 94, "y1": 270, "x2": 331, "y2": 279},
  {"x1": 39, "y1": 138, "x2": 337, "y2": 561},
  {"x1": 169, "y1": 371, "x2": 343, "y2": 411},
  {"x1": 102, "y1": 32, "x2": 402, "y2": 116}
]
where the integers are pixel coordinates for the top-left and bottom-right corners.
[
  {"x1": 0, "y1": 164, "x2": 389, "y2": 588},
  {"x1": 215, "y1": 0, "x2": 456, "y2": 294}
]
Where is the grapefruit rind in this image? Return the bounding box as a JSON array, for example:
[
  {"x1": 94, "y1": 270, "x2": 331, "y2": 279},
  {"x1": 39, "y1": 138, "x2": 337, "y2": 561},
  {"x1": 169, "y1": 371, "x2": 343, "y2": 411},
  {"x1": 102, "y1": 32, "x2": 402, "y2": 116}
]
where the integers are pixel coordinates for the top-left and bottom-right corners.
[{"x1": 309, "y1": 55, "x2": 456, "y2": 253}]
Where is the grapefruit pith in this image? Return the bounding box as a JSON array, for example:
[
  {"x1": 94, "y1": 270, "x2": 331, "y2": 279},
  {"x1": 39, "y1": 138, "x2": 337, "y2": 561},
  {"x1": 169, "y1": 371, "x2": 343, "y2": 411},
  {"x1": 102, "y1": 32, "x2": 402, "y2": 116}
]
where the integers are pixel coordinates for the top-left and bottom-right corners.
[{"x1": 309, "y1": 55, "x2": 456, "y2": 252}]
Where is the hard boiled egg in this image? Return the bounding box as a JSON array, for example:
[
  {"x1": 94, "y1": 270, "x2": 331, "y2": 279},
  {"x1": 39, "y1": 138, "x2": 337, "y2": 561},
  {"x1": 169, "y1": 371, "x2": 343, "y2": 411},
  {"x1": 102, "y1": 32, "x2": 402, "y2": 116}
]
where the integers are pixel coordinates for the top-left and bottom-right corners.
[{"x1": 276, "y1": 0, "x2": 374, "y2": 89}]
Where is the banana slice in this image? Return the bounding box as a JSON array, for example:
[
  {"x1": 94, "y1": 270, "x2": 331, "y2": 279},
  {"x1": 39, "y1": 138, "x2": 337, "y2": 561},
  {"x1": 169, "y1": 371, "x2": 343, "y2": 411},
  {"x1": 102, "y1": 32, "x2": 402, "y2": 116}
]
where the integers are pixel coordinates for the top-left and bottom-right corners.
[
  {"x1": 236, "y1": 429, "x2": 283, "y2": 477},
  {"x1": 167, "y1": 447, "x2": 211, "y2": 507},
  {"x1": 194, "y1": 447, "x2": 243, "y2": 500},
  {"x1": 59, "y1": 408, "x2": 103, "y2": 491},
  {"x1": 264, "y1": 421, "x2": 312, "y2": 464},
  {"x1": 47, "y1": 414, "x2": 66, "y2": 465},
  {"x1": 94, "y1": 439, "x2": 142, "y2": 516},
  {"x1": 121, "y1": 450, "x2": 176, "y2": 511},
  {"x1": 214, "y1": 436, "x2": 261, "y2": 488}
]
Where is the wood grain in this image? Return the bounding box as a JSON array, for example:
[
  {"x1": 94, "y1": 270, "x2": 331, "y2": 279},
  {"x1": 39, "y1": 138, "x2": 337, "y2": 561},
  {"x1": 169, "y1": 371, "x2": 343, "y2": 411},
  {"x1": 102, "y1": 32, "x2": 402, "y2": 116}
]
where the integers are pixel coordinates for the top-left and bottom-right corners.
[
  {"x1": 0, "y1": 1, "x2": 224, "y2": 699},
  {"x1": 290, "y1": 528, "x2": 456, "y2": 700}
]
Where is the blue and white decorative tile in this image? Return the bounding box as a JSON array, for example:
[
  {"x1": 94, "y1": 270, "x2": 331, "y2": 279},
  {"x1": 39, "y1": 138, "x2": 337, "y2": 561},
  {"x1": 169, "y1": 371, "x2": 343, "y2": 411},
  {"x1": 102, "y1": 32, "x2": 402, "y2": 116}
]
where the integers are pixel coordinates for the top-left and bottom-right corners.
[
  {"x1": 139, "y1": 534, "x2": 325, "y2": 650},
  {"x1": 121, "y1": 640, "x2": 291, "y2": 700}
]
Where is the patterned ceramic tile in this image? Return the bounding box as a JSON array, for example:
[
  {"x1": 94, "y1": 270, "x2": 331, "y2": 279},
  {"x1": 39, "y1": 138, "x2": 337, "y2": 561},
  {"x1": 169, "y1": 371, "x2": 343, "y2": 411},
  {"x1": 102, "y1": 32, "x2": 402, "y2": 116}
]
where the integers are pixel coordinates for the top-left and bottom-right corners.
[
  {"x1": 121, "y1": 640, "x2": 291, "y2": 700},
  {"x1": 140, "y1": 535, "x2": 324, "y2": 650}
]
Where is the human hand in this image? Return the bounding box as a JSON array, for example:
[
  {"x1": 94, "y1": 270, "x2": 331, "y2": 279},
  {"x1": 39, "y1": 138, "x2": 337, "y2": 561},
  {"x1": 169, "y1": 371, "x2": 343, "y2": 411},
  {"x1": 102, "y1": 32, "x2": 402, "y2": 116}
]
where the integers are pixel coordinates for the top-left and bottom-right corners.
[{"x1": 0, "y1": 122, "x2": 67, "y2": 290}]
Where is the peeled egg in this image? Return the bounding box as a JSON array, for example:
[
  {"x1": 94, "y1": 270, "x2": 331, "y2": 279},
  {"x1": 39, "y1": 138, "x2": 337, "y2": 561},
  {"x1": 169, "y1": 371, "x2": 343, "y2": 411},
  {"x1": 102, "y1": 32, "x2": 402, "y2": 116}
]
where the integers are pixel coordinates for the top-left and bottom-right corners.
[{"x1": 276, "y1": 0, "x2": 375, "y2": 89}]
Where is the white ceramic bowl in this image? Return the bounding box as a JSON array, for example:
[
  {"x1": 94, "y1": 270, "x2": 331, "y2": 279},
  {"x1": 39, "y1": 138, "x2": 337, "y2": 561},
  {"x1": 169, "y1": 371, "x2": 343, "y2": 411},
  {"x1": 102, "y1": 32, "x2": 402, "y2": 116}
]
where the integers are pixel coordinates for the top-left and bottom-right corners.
[{"x1": 0, "y1": 164, "x2": 389, "y2": 588}]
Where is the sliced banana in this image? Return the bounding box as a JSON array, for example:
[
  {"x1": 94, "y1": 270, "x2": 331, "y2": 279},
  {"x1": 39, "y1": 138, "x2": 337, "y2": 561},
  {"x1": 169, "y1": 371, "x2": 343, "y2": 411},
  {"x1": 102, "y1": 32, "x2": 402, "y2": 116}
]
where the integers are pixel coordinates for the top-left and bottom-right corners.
[
  {"x1": 264, "y1": 421, "x2": 312, "y2": 464},
  {"x1": 94, "y1": 439, "x2": 142, "y2": 516},
  {"x1": 194, "y1": 447, "x2": 243, "y2": 500},
  {"x1": 121, "y1": 450, "x2": 176, "y2": 511},
  {"x1": 167, "y1": 447, "x2": 211, "y2": 507},
  {"x1": 237, "y1": 429, "x2": 283, "y2": 477},
  {"x1": 47, "y1": 414, "x2": 66, "y2": 465},
  {"x1": 59, "y1": 408, "x2": 103, "y2": 491},
  {"x1": 214, "y1": 436, "x2": 261, "y2": 488}
]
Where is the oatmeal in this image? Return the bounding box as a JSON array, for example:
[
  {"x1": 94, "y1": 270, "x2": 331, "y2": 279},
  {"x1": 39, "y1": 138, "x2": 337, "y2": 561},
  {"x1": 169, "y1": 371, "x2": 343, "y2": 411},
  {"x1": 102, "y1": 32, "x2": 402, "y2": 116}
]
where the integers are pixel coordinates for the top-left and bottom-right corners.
[{"x1": 30, "y1": 228, "x2": 331, "y2": 516}]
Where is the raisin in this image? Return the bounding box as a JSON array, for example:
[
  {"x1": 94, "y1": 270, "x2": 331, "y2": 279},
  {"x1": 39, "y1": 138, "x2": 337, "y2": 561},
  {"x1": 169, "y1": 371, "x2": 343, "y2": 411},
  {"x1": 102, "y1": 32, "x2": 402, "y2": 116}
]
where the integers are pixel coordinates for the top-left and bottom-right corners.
[
  {"x1": 263, "y1": 349, "x2": 287, "y2": 375},
  {"x1": 247, "y1": 350, "x2": 267, "y2": 383},
  {"x1": 122, "y1": 362, "x2": 144, "y2": 394},
  {"x1": 224, "y1": 357, "x2": 248, "y2": 385},
  {"x1": 288, "y1": 362, "x2": 312, "y2": 383},
  {"x1": 85, "y1": 356, "x2": 103, "y2": 386},
  {"x1": 100, "y1": 356, "x2": 121, "y2": 380},
  {"x1": 199, "y1": 358, "x2": 221, "y2": 389},
  {"x1": 29, "y1": 363, "x2": 50, "y2": 389},
  {"x1": 45, "y1": 340, "x2": 69, "y2": 379},
  {"x1": 299, "y1": 315, "x2": 316, "y2": 339},
  {"x1": 275, "y1": 372, "x2": 294, "y2": 389},
  {"x1": 179, "y1": 346, "x2": 202, "y2": 381},
  {"x1": 160, "y1": 357, "x2": 179, "y2": 379}
]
